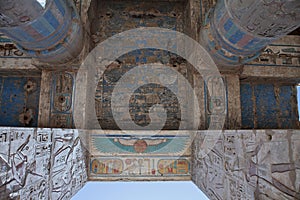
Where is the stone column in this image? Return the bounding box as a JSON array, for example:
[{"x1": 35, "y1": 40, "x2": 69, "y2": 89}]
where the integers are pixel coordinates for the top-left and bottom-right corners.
[
  {"x1": 199, "y1": 0, "x2": 300, "y2": 67},
  {"x1": 0, "y1": 0, "x2": 83, "y2": 65}
]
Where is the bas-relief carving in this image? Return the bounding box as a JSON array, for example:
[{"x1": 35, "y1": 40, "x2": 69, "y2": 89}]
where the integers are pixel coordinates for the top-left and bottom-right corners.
[
  {"x1": 89, "y1": 0, "x2": 189, "y2": 130},
  {"x1": 0, "y1": 34, "x2": 38, "y2": 72},
  {"x1": 51, "y1": 129, "x2": 87, "y2": 200},
  {"x1": 250, "y1": 41, "x2": 300, "y2": 67},
  {"x1": 52, "y1": 73, "x2": 73, "y2": 113},
  {"x1": 95, "y1": 57, "x2": 187, "y2": 130},
  {"x1": 0, "y1": 128, "x2": 48, "y2": 199},
  {"x1": 192, "y1": 130, "x2": 300, "y2": 200},
  {"x1": 50, "y1": 72, "x2": 75, "y2": 129},
  {"x1": 0, "y1": 1, "x2": 298, "y2": 199},
  {"x1": 89, "y1": 157, "x2": 191, "y2": 180},
  {"x1": 0, "y1": 34, "x2": 28, "y2": 59},
  {"x1": 226, "y1": 0, "x2": 300, "y2": 37},
  {"x1": 158, "y1": 159, "x2": 189, "y2": 175},
  {"x1": 0, "y1": 128, "x2": 299, "y2": 198},
  {"x1": 0, "y1": 43, "x2": 25, "y2": 58},
  {"x1": 0, "y1": 128, "x2": 87, "y2": 200},
  {"x1": 89, "y1": 131, "x2": 191, "y2": 181},
  {"x1": 205, "y1": 76, "x2": 227, "y2": 129}
]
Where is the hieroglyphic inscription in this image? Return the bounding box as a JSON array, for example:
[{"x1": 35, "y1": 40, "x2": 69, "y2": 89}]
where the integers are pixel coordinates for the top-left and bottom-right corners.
[
  {"x1": 0, "y1": 128, "x2": 87, "y2": 199},
  {"x1": 192, "y1": 130, "x2": 300, "y2": 200}
]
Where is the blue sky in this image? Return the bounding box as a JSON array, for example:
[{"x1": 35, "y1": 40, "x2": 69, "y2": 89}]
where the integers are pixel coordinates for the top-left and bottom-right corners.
[
  {"x1": 37, "y1": 0, "x2": 46, "y2": 7},
  {"x1": 72, "y1": 182, "x2": 209, "y2": 200}
]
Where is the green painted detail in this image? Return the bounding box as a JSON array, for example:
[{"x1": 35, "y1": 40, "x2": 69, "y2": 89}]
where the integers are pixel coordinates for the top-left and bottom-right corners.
[
  {"x1": 92, "y1": 136, "x2": 190, "y2": 154},
  {"x1": 0, "y1": 37, "x2": 12, "y2": 43}
]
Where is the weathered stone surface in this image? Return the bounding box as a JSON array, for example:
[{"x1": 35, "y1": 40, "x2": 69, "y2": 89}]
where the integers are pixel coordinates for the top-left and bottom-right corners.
[
  {"x1": 0, "y1": 75, "x2": 41, "y2": 127},
  {"x1": 242, "y1": 35, "x2": 300, "y2": 83},
  {"x1": 0, "y1": 0, "x2": 299, "y2": 199},
  {"x1": 0, "y1": 128, "x2": 87, "y2": 200},
  {"x1": 0, "y1": 34, "x2": 40, "y2": 75},
  {"x1": 225, "y1": 75, "x2": 241, "y2": 129},
  {"x1": 38, "y1": 71, "x2": 76, "y2": 129},
  {"x1": 192, "y1": 130, "x2": 300, "y2": 200},
  {"x1": 240, "y1": 83, "x2": 299, "y2": 129},
  {"x1": 199, "y1": 0, "x2": 300, "y2": 67}
]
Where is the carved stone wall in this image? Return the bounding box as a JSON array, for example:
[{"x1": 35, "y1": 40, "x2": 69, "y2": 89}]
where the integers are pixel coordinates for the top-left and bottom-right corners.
[
  {"x1": 0, "y1": 128, "x2": 87, "y2": 200},
  {"x1": 192, "y1": 130, "x2": 300, "y2": 199},
  {"x1": 249, "y1": 37, "x2": 300, "y2": 67},
  {"x1": 0, "y1": 1, "x2": 299, "y2": 199}
]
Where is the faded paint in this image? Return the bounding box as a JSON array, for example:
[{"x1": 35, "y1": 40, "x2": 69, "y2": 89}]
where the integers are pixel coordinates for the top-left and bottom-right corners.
[
  {"x1": 91, "y1": 1, "x2": 189, "y2": 130},
  {"x1": 199, "y1": 0, "x2": 300, "y2": 66},
  {"x1": 0, "y1": 76, "x2": 41, "y2": 127},
  {"x1": 241, "y1": 83, "x2": 299, "y2": 129},
  {"x1": 0, "y1": 0, "x2": 299, "y2": 199},
  {"x1": 0, "y1": 0, "x2": 83, "y2": 64}
]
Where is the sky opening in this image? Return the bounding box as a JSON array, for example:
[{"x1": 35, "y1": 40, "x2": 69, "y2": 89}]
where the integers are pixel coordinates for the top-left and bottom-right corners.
[{"x1": 72, "y1": 181, "x2": 209, "y2": 200}]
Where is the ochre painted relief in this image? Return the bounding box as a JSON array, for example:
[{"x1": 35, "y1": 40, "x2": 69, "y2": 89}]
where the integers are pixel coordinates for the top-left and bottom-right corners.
[
  {"x1": 158, "y1": 159, "x2": 190, "y2": 175},
  {"x1": 89, "y1": 131, "x2": 192, "y2": 180},
  {"x1": 89, "y1": 157, "x2": 191, "y2": 180},
  {"x1": 91, "y1": 159, "x2": 123, "y2": 174}
]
